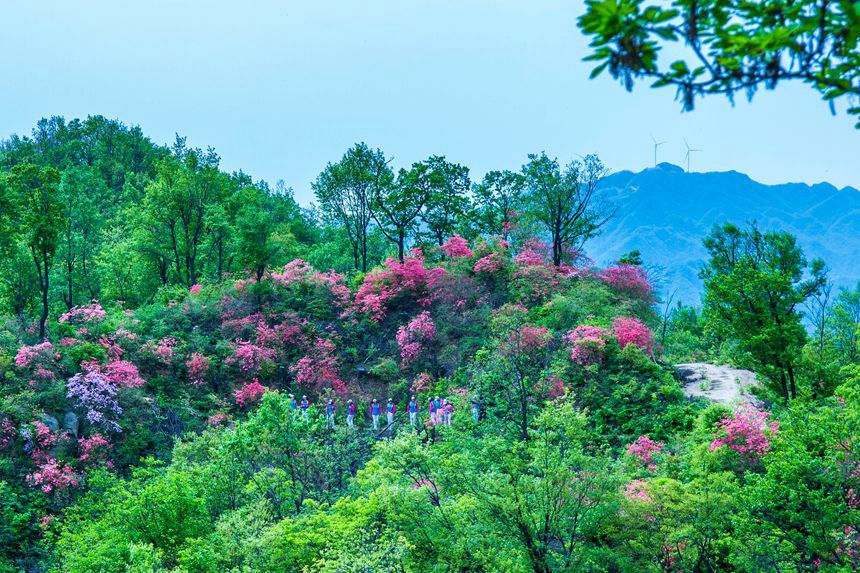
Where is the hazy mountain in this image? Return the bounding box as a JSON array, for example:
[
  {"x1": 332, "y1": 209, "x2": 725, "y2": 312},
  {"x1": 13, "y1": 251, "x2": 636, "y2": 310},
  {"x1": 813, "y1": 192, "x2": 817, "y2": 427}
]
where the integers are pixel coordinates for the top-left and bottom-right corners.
[{"x1": 587, "y1": 163, "x2": 860, "y2": 304}]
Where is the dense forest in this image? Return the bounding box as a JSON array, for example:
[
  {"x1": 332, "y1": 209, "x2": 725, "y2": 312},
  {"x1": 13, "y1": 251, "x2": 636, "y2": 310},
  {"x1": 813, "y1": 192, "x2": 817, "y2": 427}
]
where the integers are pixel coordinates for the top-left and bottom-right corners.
[{"x1": 0, "y1": 116, "x2": 857, "y2": 572}]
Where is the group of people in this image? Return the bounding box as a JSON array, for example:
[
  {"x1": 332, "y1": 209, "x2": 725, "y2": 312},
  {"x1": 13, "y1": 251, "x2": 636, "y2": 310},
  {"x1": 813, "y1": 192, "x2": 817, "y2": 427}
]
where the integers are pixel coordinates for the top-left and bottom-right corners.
[{"x1": 288, "y1": 393, "x2": 481, "y2": 431}]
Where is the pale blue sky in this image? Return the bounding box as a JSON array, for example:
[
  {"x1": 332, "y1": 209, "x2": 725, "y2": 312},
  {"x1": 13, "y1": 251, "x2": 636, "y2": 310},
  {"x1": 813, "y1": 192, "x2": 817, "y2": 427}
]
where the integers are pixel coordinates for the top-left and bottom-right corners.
[{"x1": 2, "y1": 0, "x2": 858, "y2": 204}]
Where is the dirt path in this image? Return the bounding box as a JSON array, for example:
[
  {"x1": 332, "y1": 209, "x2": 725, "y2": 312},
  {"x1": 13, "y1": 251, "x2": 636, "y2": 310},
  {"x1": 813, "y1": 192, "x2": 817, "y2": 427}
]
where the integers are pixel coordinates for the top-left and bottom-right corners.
[{"x1": 675, "y1": 362, "x2": 759, "y2": 405}]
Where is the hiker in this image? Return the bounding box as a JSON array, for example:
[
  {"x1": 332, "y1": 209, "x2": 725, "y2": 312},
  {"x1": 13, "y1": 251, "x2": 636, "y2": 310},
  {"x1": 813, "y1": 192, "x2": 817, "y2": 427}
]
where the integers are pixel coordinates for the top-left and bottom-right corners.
[
  {"x1": 472, "y1": 398, "x2": 480, "y2": 423},
  {"x1": 387, "y1": 399, "x2": 396, "y2": 426},
  {"x1": 326, "y1": 399, "x2": 336, "y2": 428},
  {"x1": 428, "y1": 398, "x2": 436, "y2": 426},
  {"x1": 289, "y1": 393, "x2": 298, "y2": 411},
  {"x1": 443, "y1": 400, "x2": 454, "y2": 425},
  {"x1": 300, "y1": 395, "x2": 309, "y2": 419},
  {"x1": 433, "y1": 396, "x2": 442, "y2": 425},
  {"x1": 371, "y1": 399, "x2": 381, "y2": 430},
  {"x1": 346, "y1": 399, "x2": 355, "y2": 428},
  {"x1": 408, "y1": 396, "x2": 418, "y2": 427}
]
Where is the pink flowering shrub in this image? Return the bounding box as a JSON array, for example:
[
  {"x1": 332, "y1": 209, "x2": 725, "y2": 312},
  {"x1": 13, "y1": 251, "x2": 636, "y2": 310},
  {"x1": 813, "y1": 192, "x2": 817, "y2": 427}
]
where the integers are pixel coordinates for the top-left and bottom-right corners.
[
  {"x1": 186, "y1": 353, "x2": 211, "y2": 386},
  {"x1": 66, "y1": 370, "x2": 122, "y2": 433},
  {"x1": 26, "y1": 457, "x2": 79, "y2": 494},
  {"x1": 227, "y1": 340, "x2": 276, "y2": 372},
  {"x1": 441, "y1": 235, "x2": 474, "y2": 258},
  {"x1": 233, "y1": 379, "x2": 269, "y2": 408},
  {"x1": 623, "y1": 479, "x2": 653, "y2": 503},
  {"x1": 0, "y1": 418, "x2": 16, "y2": 449},
  {"x1": 473, "y1": 252, "x2": 504, "y2": 275},
  {"x1": 59, "y1": 302, "x2": 107, "y2": 324},
  {"x1": 563, "y1": 324, "x2": 609, "y2": 366},
  {"x1": 78, "y1": 433, "x2": 111, "y2": 466},
  {"x1": 502, "y1": 325, "x2": 552, "y2": 356},
  {"x1": 270, "y1": 259, "x2": 352, "y2": 308},
  {"x1": 141, "y1": 337, "x2": 178, "y2": 365},
  {"x1": 611, "y1": 317, "x2": 654, "y2": 355},
  {"x1": 411, "y1": 372, "x2": 433, "y2": 394},
  {"x1": 710, "y1": 405, "x2": 779, "y2": 463},
  {"x1": 15, "y1": 341, "x2": 57, "y2": 369},
  {"x1": 396, "y1": 312, "x2": 436, "y2": 365},
  {"x1": 208, "y1": 412, "x2": 231, "y2": 427},
  {"x1": 189, "y1": 283, "x2": 202, "y2": 295},
  {"x1": 104, "y1": 360, "x2": 145, "y2": 388},
  {"x1": 626, "y1": 436, "x2": 665, "y2": 471},
  {"x1": 600, "y1": 265, "x2": 654, "y2": 302},
  {"x1": 290, "y1": 337, "x2": 346, "y2": 394},
  {"x1": 354, "y1": 251, "x2": 447, "y2": 321}
]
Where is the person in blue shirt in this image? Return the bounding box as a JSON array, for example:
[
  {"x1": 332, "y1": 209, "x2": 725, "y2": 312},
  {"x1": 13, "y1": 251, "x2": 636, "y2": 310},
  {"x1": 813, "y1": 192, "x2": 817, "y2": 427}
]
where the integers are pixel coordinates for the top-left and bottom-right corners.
[
  {"x1": 371, "y1": 399, "x2": 381, "y2": 430},
  {"x1": 289, "y1": 394, "x2": 298, "y2": 411},
  {"x1": 408, "y1": 396, "x2": 419, "y2": 427},
  {"x1": 300, "y1": 396, "x2": 310, "y2": 419},
  {"x1": 326, "y1": 399, "x2": 336, "y2": 428},
  {"x1": 386, "y1": 399, "x2": 396, "y2": 426},
  {"x1": 346, "y1": 400, "x2": 355, "y2": 428}
]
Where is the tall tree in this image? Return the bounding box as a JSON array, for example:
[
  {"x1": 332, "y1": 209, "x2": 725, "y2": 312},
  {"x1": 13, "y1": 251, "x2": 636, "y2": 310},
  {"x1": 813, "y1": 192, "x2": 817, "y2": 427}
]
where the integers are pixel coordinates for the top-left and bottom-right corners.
[
  {"x1": 522, "y1": 152, "x2": 610, "y2": 267},
  {"x1": 701, "y1": 222, "x2": 827, "y2": 400},
  {"x1": 419, "y1": 156, "x2": 471, "y2": 247},
  {"x1": 371, "y1": 163, "x2": 431, "y2": 261},
  {"x1": 578, "y1": 0, "x2": 860, "y2": 127},
  {"x1": 313, "y1": 143, "x2": 392, "y2": 271},
  {"x1": 472, "y1": 169, "x2": 526, "y2": 241},
  {"x1": 828, "y1": 282, "x2": 860, "y2": 364},
  {"x1": 4, "y1": 164, "x2": 64, "y2": 339}
]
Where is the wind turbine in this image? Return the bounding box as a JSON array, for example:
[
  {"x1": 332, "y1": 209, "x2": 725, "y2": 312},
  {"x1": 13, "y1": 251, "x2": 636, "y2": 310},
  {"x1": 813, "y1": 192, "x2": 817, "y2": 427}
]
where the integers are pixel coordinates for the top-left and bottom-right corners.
[
  {"x1": 651, "y1": 135, "x2": 666, "y2": 167},
  {"x1": 683, "y1": 138, "x2": 702, "y2": 173}
]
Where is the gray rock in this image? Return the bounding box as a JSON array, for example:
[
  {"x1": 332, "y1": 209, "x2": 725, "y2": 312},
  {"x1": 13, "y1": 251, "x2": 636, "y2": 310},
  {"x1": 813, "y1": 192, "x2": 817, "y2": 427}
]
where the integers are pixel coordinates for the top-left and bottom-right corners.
[
  {"x1": 63, "y1": 412, "x2": 79, "y2": 437},
  {"x1": 40, "y1": 414, "x2": 59, "y2": 432}
]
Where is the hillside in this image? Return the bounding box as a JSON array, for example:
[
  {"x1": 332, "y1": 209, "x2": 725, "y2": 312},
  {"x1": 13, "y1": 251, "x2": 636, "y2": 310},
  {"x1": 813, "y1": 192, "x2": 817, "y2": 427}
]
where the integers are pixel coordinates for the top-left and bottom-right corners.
[{"x1": 589, "y1": 163, "x2": 860, "y2": 301}]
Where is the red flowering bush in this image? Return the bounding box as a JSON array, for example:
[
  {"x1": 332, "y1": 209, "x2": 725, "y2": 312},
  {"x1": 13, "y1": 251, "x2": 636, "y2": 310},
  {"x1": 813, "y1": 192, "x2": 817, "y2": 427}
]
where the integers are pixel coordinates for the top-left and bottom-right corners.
[
  {"x1": 563, "y1": 324, "x2": 609, "y2": 366},
  {"x1": 473, "y1": 252, "x2": 505, "y2": 275},
  {"x1": 611, "y1": 317, "x2": 654, "y2": 355},
  {"x1": 59, "y1": 302, "x2": 107, "y2": 324},
  {"x1": 270, "y1": 259, "x2": 352, "y2": 308},
  {"x1": 233, "y1": 379, "x2": 269, "y2": 408},
  {"x1": 600, "y1": 265, "x2": 654, "y2": 302},
  {"x1": 441, "y1": 235, "x2": 474, "y2": 258},
  {"x1": 26, "y1": 458, "x2": 79, "y2": 494},
  {"x1": 710, "y1": 405, "x2": 779, "y2": 463},
  {"x1": 354, "y1": 250, "x2": 447, "y2": 321},
  {"x1": 103, "y1": 359, "x2": 145, "y2": 388},
  {"x1": 227, "y1": 340, "x2": 276, "y2": 372},
  {"x1": 626, "y1": 436, "x2": 665, "y2": 471},
  {"x1": 290, "y1": 337, "x2": 346, "y2": 395},
  {"x1": 186, "y1": 353, "x2": 211, "y2": 386},
  {"x1": 623, "y1": 479, "x2": 653, "y2": 503},
  {"x1": 396, "y1": 311, "x2": 436, "y2": 365},
  {"x1": 78, "y1": 433, "x2": 112, "y2": 467}
]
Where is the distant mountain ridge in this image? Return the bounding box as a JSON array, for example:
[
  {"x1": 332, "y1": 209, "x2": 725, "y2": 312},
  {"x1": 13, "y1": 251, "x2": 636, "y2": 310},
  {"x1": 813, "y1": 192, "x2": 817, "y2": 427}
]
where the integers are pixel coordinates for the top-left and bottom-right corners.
[{"x1": 587, "y1": 163, "x2": 860, "y2": 303}]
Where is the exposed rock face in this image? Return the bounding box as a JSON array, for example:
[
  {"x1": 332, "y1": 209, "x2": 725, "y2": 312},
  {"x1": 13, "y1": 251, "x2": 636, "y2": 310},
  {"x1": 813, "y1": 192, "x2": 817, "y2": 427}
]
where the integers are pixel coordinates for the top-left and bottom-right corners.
[
  {"x1": 676, "y1": 362, "x2": 759, "y2": 405},
  {"x1": 40, "y1": 414, "x2": 60, "y2": 432},
  {"x1": 63, "y1": 412, "x2": 79, "y2": 438}
]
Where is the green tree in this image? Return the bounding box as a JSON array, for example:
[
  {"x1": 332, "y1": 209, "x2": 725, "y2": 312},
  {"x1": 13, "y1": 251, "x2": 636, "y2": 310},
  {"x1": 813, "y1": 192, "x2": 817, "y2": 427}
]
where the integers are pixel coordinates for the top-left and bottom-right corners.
[
  {"x1": 701, "y1": 222, "x2": 827, "y2": 400},
  {"x1": 522, "y1": 152, "x2": 610, "y2": 267},
  {"x1": 472, "y1": 169, "x2": 526, "y2": 240},
  {"x1": 418, "y1": 156, "x2": 471, "y2": 247},
  {"x1": 313, "y1": 143, "x2": 392, "y2": 272},
  {"x1": 371, "y1": 163, "x2": 430, "y2": 261},
  {"x1": 578, "y1": 0, "x2": 860, "y2": 127},
  {"x1": 3, "y1": 164, "x2": 64, "y2": 338},
  {"x1": 828, "y1": 282, "x2": 860, "y2": 364}
]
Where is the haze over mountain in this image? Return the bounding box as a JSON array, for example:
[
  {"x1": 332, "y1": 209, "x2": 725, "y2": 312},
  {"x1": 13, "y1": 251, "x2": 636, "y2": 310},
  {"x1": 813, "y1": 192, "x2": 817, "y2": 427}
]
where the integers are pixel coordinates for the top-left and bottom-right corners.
[{"x1": 589, "y1": 163, "x2": 860, "y2": 303}]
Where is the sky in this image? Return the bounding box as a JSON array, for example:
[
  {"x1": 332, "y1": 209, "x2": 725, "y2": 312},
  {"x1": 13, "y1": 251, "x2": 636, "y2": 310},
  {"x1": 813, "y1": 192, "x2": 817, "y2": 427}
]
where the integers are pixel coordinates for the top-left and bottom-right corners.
[{"x1": 2, "y1": 0, "x2": 859, "y2": 205}]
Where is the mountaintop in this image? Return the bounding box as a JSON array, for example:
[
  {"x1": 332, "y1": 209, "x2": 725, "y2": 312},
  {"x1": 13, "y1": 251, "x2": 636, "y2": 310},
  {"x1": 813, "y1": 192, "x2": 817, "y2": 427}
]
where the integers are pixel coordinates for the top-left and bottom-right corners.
[{"x1": 589, "y1": 162, "x2": 860, "y2": 302}]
